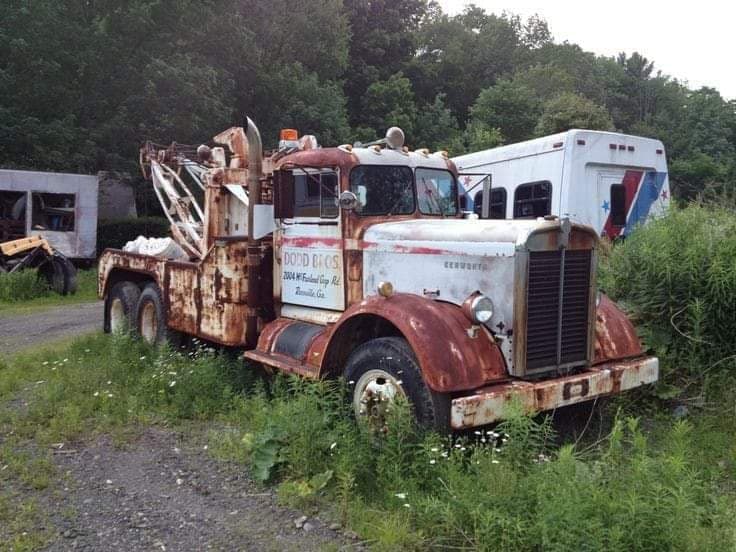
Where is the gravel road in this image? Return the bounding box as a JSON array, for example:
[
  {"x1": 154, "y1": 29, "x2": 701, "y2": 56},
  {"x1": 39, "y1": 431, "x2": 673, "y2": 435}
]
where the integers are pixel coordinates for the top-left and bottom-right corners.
[
  {"x1": 39, "y1": 427, "x2": 353, "y2": 551},
  {"x1": 0, "y1": 301, "x2": 104, "y2": 355}
]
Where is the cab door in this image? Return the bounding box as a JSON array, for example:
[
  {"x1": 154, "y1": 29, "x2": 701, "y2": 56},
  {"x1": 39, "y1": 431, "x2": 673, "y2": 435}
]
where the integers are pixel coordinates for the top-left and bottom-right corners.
[{"x1": 279, "y1": 169, "x2": 345, "y2": 312}]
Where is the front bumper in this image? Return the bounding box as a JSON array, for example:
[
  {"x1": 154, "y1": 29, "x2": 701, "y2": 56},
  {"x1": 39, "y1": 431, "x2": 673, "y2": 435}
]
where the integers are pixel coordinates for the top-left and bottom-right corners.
[{"x1": 450, "y1": 356, "x2": 658, "y2": 429}]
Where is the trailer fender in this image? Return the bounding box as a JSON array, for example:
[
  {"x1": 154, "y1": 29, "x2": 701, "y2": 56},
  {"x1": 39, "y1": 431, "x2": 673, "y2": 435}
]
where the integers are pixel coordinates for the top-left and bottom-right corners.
[{"x1": 323, "y1": 293, "x2": 507, "y2": 393}]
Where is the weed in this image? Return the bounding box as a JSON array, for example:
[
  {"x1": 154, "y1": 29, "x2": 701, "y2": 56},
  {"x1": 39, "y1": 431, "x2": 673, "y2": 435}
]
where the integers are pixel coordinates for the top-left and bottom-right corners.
[{"x1": 0, "y1": 329, "x2": 735, "y2": 549}]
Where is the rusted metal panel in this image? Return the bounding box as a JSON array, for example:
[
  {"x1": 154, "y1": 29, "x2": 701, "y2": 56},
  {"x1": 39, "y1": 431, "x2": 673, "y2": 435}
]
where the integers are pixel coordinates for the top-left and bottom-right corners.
[
  {"x1": 450, "y1": 355, "x2": 658, "y2": 429},
  {"x1": 594, "y1": 293, "x2": 643, "y2": 363},
  {"x1": 165, "y1": 263, "x2": 199, "y2": 335}
]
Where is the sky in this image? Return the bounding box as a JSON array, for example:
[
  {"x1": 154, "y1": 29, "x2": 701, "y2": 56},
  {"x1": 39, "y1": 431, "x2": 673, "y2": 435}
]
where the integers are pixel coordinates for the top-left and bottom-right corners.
[{"x1": 437, "y1": 0, "x2": 734, "y2": 100}]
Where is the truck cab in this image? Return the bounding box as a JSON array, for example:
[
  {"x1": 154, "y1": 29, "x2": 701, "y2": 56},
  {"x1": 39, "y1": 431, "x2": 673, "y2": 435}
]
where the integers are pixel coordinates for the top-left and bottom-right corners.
[{"x1": 99, "y1": 120, "x2": 658, "y2": 433}]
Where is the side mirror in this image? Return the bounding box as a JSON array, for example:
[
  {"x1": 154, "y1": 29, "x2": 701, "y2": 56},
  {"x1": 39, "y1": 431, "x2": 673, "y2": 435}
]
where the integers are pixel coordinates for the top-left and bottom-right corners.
[
  {"x1": 273, "y1": 170, "x2": 295, "y2": 219},
  {"x1": 338, "y1": 190, "x2": 359, "y2": 211}
]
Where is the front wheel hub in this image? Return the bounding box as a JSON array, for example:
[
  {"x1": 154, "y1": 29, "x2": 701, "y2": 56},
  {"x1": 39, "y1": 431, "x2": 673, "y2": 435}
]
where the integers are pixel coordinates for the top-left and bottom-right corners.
[{"x1": 353, "y1": 369, "x2": 405, "y2": 432}]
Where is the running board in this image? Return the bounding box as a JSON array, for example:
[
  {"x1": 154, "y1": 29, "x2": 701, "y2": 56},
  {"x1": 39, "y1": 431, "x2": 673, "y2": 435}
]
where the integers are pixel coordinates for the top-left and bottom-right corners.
[
  {"x1": 242, "y1": 317, "x2": 328, "y2": 378},
  {"x1": 243, "y1": 349, "x2": 319, "y2": 378}
]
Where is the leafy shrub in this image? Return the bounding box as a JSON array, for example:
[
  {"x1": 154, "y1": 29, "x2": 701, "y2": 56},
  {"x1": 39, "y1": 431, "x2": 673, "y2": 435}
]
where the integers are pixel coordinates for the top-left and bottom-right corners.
[
  {"x1": 0, "y1": 270, "x2": 50, "y2": 302},
  {"x1": 599, "y1": 204, "x2": 736, "y2": 386},
  {"x1": 97, "y1": 216, "x2": 170, "y2": 253}
]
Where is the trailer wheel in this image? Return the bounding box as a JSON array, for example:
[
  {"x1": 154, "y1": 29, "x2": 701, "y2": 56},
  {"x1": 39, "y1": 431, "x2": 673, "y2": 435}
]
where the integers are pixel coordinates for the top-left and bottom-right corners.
[
  {"x1": 105, "y1": 281, "x2": 141, "y2": 333},
  {"x1": 344, "y1": 337, "x2": 450, "y2": 434},
  {"x1": 135, "y1": 283, "x2": 182, "y2": 347},
  {"x1": 38, "y1": 256, "x2": 67, "y2": 295},
  {"x1": 57, "y1": 254, "x2": 77, "y2": 295}
]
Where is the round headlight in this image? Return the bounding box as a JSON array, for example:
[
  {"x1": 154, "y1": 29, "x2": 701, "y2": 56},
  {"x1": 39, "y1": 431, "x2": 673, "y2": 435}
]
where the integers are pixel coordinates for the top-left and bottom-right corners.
[{"x1": 470, "y1": 294, "x2": 494, "y2": 324}]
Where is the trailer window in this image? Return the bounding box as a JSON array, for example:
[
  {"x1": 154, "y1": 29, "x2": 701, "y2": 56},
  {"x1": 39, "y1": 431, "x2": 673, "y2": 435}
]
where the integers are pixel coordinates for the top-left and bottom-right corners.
[
  {"x1": 350, "y1": 165, "x2": 414, "y2": 216},
  {"x1": 610, "y1": 184, "x2": 626, "y2": 226},
  {"x1": 415, "y1": 168, "x2": 458, "y2": 216},
  {"x1": 513, "y1": 181, "x2": 551, "y2": 219},
  {"x1": 293, "y1": 171, "x2": 338, "y2": 218},
  {"x1": 473, "y1": 188, "x2": 506, "y2": 219},
  {"x1": 30, "y1": 192, "x2": 75, "y2": 231},
  {"x1": 0, "y1": 191, "x2": 27, "y2": 241}
]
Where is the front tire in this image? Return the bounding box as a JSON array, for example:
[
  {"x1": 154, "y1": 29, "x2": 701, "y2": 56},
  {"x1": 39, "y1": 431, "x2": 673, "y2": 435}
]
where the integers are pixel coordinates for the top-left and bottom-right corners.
[{"x1": 344, "y1": 337, "x2": 450, "y2": 434}]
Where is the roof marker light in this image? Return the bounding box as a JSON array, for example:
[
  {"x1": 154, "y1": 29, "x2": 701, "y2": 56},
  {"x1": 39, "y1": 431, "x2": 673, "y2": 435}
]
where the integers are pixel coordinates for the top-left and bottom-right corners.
[
  {"x1": 553, "y1": 141, "x2": 563, "y2": 148},
  {"x1": 618, "y1": 144, "x2": 626, "y2": 150},
  {"x1": 656, "y1": 148, "x2": 663, "y2": 154},
  {"x1": 610, "y1": 143, "x2": 617, "y2": 150},
  {"x1": 627, "y1": 145, "x2": 635, "y2": 151},
  {"x1": 576, "y1": 139, "x2": 586, "y2": 146}
]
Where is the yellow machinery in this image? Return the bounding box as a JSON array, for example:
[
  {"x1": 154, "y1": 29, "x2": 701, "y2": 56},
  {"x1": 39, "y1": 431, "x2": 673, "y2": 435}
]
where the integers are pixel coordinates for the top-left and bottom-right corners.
[{"x1": 0, "y1": 235, "x2": 77, "y2": 295}]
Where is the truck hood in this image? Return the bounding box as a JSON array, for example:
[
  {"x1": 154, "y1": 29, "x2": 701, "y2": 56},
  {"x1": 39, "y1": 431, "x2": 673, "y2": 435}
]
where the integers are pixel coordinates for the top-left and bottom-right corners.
[{"x1": 363, "y1": 217, "x2": 574, "y2": 256}]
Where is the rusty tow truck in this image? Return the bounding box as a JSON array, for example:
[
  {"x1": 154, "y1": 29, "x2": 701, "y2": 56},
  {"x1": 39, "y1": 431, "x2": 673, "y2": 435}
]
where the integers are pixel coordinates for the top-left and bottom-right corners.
[{"x1": 98, "y1": 119, "x2": 658, "y2": 432}]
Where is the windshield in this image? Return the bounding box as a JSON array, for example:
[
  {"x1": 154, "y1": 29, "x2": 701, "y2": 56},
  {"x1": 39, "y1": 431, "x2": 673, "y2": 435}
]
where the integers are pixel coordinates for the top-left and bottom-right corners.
[
  {"x1": 349, "y1": 165, "x2": 415, "y2": 216},
  {"x1": 416, "y1": 168, "x2": 458, "y2": 216}
]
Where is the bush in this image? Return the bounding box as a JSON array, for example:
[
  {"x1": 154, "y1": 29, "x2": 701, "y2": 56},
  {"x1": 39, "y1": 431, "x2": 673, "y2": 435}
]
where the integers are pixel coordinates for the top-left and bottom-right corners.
[
  {"x1": 0, "y1": 270, "x2": 50, "y2": 302},
  {"x1": 599, "y1": 204, "x2": 736, "y2": 386},
  {"x1": 97, "y1": 216, "x2": 170, "y2": 253}
]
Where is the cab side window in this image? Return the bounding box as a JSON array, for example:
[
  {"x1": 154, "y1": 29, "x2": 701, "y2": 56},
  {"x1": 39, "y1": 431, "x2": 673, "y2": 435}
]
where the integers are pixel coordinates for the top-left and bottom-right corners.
[
  {"x1": 513, "y1": 181, "x2": 551, "y2": 219},
  {"x1": 293, "y1": 171, "x2": 338, "y2": 218}
]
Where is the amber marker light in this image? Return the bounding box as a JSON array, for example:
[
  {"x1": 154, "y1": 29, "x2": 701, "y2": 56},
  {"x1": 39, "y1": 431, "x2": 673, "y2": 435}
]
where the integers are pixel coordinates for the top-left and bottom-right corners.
[{"x1": 377, "y1": 281, "x2": 394, "y2": 298}]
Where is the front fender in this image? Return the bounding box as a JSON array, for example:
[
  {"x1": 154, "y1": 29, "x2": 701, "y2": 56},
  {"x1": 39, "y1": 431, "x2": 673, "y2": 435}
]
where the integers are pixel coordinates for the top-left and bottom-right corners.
[
  {"x1": 328, "y1": 293, "x2": 507, "y2": 393},
  {"x1": 594, "y1": 294, "x2": 644, "y2": 363}
]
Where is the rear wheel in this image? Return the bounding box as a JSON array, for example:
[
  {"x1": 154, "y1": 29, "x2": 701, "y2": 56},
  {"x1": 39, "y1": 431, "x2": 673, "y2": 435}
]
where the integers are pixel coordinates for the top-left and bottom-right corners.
[
  {"x1": 105, "y1": 281, "x2": 141, "y2": 333},
  {"x1": 344, "y1": 337, "x2": 450, "y2": 434},
  {"x1": 136, "y1": 283, "x2": 181, "y2": 347}
]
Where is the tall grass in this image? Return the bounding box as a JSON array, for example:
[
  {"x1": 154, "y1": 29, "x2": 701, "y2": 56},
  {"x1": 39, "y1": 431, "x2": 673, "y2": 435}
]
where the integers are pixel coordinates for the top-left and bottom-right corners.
[
  {"x1": 0, "y1": 270, "x2": 50, "y2": 302},
  {"x1": 0, "y1": 268, "x2": 98, "y2": 310},
  {"x1": 599, "y1": 204, "x2": 736, "y2": 388},
  {"x1": 3, "y1": 334, "x2": 735, "y2": 550}
]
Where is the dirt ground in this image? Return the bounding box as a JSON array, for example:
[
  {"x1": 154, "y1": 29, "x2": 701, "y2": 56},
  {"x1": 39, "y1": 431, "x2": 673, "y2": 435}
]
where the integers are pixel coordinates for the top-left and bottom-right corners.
[
  {"x1": 0, "y1": 301, "x2": 104, "y2": 355},
  {"x1": 4, "y1": 426, "x2": 357, "y2": 552},
  {"x1": 1, "y1": 305, "x2": 358, "y2": 551}
]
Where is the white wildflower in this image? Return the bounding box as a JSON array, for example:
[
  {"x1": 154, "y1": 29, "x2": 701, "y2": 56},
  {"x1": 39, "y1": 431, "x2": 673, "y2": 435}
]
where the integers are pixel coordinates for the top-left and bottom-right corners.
[
  {"x1": 403, "y1": 503, "x2": 410, "y2": 508},
  {"x1": 139, "y1": 356, "x2": 146, "y2": 360},
  {"x1": 330, "y1": 442, "x2": 337, "y2": 450},
  {"x1": 492, "y1": 459, "x2": 500, "y2": 464},
  {"x1": 430, "y1": 447, "x2": 439, "y2": 452},
  {"x1": 42, "y1": 361, "x2": 49, "y2": 366},
  {"x1": 395, "y1": 492, "x2": 407, "y2": 500},
  {"x1": 93, "y1": 391, "x2": 100, "y2": 397},
  {"x1": 169, "y1": 381, "x2": 176, "y2": 387},
  {"x1": 429, "y1": 459, "x2": 436, "y2": 465}
]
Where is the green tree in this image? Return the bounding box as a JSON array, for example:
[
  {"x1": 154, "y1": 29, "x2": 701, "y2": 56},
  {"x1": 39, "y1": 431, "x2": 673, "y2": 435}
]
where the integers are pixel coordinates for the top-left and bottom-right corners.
[
  {"x1": 342, "y1": 0, "x2": 427, "y2": 126},
  {"x1": 535, "y1": 92, "x2": 615, "y2": 135},
  {"x1": 360, "y1": 72, "x2": 418, "y2": 138},
  {"x1": 413, "y1": 94, "x2": 460, "y2": 150},
  {"x1": 469, "y1": 81, "x2": 541, "y2": 143}
]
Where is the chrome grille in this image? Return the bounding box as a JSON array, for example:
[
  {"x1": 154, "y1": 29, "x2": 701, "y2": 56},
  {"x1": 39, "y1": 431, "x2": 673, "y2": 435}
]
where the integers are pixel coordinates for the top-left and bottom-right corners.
[{"x1": 526, "y1": 249, "x2": 592, "y2": 372}]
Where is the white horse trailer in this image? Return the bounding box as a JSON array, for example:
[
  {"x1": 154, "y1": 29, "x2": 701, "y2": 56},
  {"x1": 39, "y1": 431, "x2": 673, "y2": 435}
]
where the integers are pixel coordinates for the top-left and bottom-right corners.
[{"x1": 453, "y1": 130, "x2": 670, "y2": 239}]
